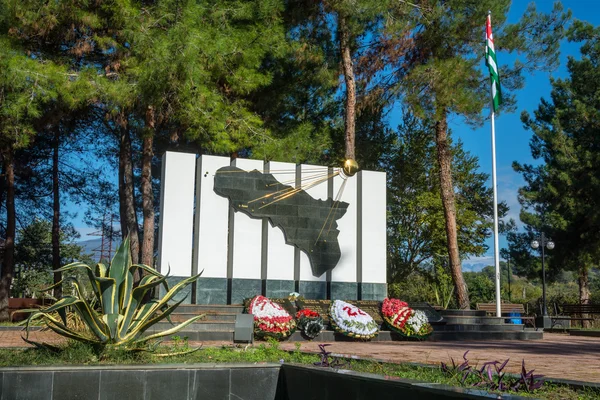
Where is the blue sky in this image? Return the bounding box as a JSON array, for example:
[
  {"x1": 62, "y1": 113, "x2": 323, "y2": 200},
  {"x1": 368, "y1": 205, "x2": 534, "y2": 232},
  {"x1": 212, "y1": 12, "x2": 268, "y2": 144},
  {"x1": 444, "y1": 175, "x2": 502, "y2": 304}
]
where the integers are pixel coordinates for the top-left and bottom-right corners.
[{"x1": 440, "y1": 0, "x2": 600, "y2": 270}]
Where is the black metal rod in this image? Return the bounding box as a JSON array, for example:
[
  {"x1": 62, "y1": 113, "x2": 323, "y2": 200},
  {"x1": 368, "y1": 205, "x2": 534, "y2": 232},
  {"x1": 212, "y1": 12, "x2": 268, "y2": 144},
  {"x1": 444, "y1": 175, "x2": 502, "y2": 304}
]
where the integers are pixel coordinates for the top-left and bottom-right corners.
[
  {"x1": 541, "y1": 232, "x2": 548, "y2": 316},
  {"x1": 507, "y1": 255, "x2": 511, "y2": 303}
]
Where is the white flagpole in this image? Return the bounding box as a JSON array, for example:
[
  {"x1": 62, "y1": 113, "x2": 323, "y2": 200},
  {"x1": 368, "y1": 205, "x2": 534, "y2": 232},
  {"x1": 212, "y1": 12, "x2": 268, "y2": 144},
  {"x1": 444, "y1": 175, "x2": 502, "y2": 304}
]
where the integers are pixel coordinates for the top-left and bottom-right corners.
[
  {"x1": 488, "y1": 11, "x2": 502, "y2": 319},
  {"x1": 491, "y1": 108, "x2": 501, "y2": 318}
]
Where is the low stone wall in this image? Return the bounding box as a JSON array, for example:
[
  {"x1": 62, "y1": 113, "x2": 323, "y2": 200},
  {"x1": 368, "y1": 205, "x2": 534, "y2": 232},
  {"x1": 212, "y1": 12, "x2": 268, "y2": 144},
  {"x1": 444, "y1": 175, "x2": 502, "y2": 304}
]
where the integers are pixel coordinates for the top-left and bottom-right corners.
[
  {"x1": 281, "y1": 364, "x2": 527, "y2": 400},
  {"x1": 0, "y1": 364, "x2": 282, "y2": 400},
  {"x1": 0, "y1": 363, "x2": 529, "y2": 400}
]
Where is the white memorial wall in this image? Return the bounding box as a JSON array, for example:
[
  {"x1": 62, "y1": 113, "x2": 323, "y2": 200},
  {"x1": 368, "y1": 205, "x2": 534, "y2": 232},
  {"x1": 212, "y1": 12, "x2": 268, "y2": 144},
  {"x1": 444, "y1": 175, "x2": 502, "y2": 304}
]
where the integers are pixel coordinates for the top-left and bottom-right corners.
[{"x1": 158, "y1": 151, "x2": 387, "y2": 304}]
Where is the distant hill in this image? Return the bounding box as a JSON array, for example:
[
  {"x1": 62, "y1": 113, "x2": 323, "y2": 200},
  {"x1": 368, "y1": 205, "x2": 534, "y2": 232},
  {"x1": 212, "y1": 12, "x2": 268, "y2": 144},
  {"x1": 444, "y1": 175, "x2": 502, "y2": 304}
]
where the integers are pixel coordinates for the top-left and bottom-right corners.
[
  {"x1": 77, "y1": 238, "x2": 119, "y2": 262},
  {"x1": 461, "y1": 260, "x2": 492, "y2": 273}
]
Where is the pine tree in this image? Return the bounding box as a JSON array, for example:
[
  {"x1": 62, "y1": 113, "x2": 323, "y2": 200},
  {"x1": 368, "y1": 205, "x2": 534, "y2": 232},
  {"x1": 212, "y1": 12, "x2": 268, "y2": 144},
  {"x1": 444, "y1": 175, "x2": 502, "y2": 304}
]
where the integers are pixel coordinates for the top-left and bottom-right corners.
[
  {"x1": 515, "y1": 21, "x2": 600, "y2": 324},
  {"x1": 384, "y1": 1, "x2": 569, "y2": 308},
  {"x1": 386, "y1": 113, "x2": 508, "y2": 283}
]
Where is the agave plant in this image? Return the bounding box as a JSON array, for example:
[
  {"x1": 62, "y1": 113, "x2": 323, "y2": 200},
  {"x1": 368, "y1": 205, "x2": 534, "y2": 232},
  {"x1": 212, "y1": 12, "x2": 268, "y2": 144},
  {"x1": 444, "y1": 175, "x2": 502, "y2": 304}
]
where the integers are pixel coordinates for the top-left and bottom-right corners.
[{"x1": 22, "y1": 238, "x2": 203, "y2": 349}]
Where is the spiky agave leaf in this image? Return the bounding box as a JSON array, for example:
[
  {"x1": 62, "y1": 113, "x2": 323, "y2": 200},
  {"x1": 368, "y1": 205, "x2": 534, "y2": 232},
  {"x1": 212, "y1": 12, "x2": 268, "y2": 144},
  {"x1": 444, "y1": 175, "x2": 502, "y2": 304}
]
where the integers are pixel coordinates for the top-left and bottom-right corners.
[
  {"x1": 153, "y1": 344, "x2": 203, "y2": 358},
  {"x1": 129, "y1": 314, "x2": 205, "y2": 345},
  {"x1": 54, "y1": 262, "x2": 102, "y2": 303},
  {"x1": 123, "y1": 273, "x2": 202, "y2": 336},
  {"x1": 131, "y1": 298, "x2": 188, "y2": 337},
  {"x1": 109, "y1": 237, "x2": 131, "y2": 309},
  {"x1": 119, "y1": 273, "x2": 169, "y2": 337}
]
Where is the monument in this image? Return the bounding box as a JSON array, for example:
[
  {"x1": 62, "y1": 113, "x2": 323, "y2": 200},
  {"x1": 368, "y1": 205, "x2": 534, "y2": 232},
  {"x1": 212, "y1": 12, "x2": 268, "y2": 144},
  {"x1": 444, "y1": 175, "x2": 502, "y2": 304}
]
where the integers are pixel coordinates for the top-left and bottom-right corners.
[{"x1": 158, "y1": 151, "x2": 387, "y2": 304}]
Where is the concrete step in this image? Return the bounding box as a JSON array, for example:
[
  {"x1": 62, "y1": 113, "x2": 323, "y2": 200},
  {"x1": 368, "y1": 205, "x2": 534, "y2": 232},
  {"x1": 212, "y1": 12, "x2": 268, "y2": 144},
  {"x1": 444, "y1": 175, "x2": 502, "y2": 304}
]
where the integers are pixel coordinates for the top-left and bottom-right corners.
[
  {"x1": 438, "y1": 309, "x2": 487, "y2": 317},
  {"x1": 145, "y1": 326, "x2": 541, "y2": 342},
  {"x1": 431, "y1": 323, "x2": 525, "y2": 332},
  {"x1": 152, "y1": 321, "x2": 235, "y2": 331},
  {"x1": 440, "y1": 316, "x2": 507, "y2": 325},
  {"x1": 430, "y1": 330, "x2": 543, "y2": 341},
  {"x1": 170, "y1": 312, "x2": 237, "y2": 322},
  {"x1": 143, "y1": 329, "x2": 235, "y2": 342},
  {"x1": 173, "y1": 304, "x2": 245, "y2": 314}
]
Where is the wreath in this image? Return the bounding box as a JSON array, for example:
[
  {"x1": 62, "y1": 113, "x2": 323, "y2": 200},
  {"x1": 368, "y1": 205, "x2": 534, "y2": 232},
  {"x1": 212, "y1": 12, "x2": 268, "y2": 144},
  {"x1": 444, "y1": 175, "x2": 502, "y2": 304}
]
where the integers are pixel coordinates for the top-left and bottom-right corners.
[
  {"x1": 381, "y1": 298, "x2": 433, "y2": 340},
  {"x1": 246, "y1": 295, "x2": 296, "y2": 340},
  {"x1": 329, "y1": 300, "x2": 378, "y2": 340},
  {"x1": 296, "y1": 309, "x2": 324, "y2": 339}
]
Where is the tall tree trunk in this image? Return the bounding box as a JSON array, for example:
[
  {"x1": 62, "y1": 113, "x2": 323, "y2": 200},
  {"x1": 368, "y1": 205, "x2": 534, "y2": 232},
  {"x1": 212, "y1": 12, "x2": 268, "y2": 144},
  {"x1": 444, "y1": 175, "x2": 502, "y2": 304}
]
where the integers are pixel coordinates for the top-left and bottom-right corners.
[
  {"x1": 338, "y1": 14, "x2": 356, "y2": 161},
  {"x1": 0, "y1": 149, "x2": 16, "y2": 321},
  {"x1": 118, "y1": 122, "x2": 140, "y2": 264},
  {"x1": 578, "y1": 265, "x2": 591, "y2": 328},
  {"x1": 434, "y1": 114, "x2": 470, "y2": 309},
  {"x1": 140, "y1": 134, "x2": 154, "y2": 266},
  {"x1": 52, "y1": 126, "x2": 62, "y2": 299}
]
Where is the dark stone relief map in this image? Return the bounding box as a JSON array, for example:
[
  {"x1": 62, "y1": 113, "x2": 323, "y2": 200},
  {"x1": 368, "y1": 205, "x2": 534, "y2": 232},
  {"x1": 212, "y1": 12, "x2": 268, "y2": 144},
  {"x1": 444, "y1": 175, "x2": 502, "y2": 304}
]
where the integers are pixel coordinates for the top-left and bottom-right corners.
[{"x1": 214, "y1": 166, "x2": 348, "y2": 277}]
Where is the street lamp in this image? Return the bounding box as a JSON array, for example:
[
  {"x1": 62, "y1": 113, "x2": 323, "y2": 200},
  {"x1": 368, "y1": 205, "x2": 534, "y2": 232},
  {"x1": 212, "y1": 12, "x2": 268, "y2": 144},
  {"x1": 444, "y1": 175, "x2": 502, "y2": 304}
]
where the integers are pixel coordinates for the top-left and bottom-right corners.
[
  {"x1": 530, "y1": 232, "x2": 555, "y2": 329},
  {"x1": 506, "y1": 254, "x2": 511, "y2": 303}
]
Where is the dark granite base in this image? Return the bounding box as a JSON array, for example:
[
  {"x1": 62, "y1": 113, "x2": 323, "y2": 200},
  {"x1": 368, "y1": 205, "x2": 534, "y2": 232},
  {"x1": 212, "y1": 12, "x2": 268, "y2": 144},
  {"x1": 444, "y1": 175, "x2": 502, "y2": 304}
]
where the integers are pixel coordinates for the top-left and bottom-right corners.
[
  {"x1": 196, "y1": 277, "x2": 228, "y2": 305},
  {"x1": 331, "y1": 282, "x2": 358, "y2": 300},
  {"x1": 360, "y1": 282, "x2": 387, "y2": 301},
  {"x1": 298, "y1": 281, "x2": 326, "y2": 300},
  {"x1": 266, "y1": 280, "x2": 295, "y2": 299},
  {"x1": 231, "y1": 278, "x2": 262, "y2": 305},
  {"x1": 0, "y1": 365, "x2": 282, "y2": 400},
  {"x1": 170, "y1": 277, "x2": 386, "y2": 304},
  {"x1": 159, "y1": 276, "x2": 193, "y2": 304},
  {"x1": 282, "y1": 364, "x2": 517, "y2": 399}
]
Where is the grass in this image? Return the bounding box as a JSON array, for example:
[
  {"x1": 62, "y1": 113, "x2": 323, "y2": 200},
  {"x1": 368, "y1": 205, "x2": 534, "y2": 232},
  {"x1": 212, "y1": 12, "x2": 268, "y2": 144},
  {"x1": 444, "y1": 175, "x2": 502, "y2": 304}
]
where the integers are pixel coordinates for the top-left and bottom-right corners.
[{"x1": 0, "y1": 339, "x2": 598, "y2": 399}]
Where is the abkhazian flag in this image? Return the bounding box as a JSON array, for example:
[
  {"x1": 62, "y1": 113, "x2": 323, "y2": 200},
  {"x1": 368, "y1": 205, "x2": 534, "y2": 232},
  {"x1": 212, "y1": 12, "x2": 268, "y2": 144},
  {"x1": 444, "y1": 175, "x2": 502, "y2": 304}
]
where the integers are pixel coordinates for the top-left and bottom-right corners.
[{"x1": 486, "y1": 13, "x2": 502, "y2": 112}]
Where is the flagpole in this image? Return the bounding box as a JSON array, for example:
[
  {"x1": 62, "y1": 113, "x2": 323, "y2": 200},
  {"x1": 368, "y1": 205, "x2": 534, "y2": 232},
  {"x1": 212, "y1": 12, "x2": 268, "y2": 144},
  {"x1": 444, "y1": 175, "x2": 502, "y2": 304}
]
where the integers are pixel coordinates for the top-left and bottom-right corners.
[
  {"x1": 491, "y1": 106, "x2": 501, "y2": 318},
  {"x1": 487, "y1": 10, "x2": 502, "y2": 319}
]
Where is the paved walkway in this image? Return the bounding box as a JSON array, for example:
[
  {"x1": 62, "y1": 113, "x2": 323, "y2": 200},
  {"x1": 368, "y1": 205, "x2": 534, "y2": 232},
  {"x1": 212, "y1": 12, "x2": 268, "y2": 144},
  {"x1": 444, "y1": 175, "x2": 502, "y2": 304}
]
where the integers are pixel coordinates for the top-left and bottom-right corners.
[
  {"x1": 279, "y1": 333, "x2": 600, "y2": 384},
  {"x1": 2, "y1": 330, "x2": 599, "y2": 384},
  {"x1": 0, "y1": 329, "x2": 66, "y2": 348}
]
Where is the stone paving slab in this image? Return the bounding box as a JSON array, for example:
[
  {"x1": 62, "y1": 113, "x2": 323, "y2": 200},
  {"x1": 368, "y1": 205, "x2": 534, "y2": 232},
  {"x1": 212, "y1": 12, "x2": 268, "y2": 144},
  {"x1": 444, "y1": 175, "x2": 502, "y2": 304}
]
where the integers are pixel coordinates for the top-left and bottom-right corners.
[{"x1": 2, "y1": 329, "x2": 599, "y2": 384}]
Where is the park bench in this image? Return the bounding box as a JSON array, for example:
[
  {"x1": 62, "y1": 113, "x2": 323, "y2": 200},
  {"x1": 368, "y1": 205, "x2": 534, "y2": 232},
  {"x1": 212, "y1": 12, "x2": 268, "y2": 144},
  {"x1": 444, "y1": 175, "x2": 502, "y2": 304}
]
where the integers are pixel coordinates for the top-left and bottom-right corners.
[
  {"x1": 476, "y1": 303, "x2": 536, "y2": 328},
  {"x1": 552, "y1": 303, "x2": 600, "y2": 328},
  {"x1": 8, "y1": 298, "x2": 51, "y2": 322}
]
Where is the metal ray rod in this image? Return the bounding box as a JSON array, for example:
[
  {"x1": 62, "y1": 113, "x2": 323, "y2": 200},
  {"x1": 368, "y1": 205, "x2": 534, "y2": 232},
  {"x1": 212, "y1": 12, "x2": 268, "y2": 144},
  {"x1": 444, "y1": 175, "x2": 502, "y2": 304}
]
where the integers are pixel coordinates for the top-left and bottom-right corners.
[
  {"x1": 315, "y1": 177, "x2": 347, "y2": 244},
  {"x1": 326, "y1": 179, "x2": 347, "y2": 235},
  {"x1": 268, "y1": 171, "x2": 331, "y2": 187},
  {"x1": 257, "y1": 171, "x2": 340, "y2": 210}
]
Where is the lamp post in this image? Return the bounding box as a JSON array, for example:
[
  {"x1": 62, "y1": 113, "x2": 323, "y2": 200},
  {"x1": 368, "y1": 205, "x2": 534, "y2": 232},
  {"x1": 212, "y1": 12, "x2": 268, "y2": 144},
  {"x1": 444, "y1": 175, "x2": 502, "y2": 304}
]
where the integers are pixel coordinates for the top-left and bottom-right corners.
[
  {"x1": 530, "y1": 232, "x2": 555, "y2": 329},
  {"x1": 507, "y1": 254, "x2": 511, "y2": 303}
]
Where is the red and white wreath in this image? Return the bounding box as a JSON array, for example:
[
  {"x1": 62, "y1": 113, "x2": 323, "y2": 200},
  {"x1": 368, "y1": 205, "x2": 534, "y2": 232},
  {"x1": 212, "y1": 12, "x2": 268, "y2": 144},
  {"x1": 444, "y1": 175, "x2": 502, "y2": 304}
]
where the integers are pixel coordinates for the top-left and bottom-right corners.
[
  {"x1": 381, "y1": 298, "x2": 433, "y2": 339},
  {"x1": 329, "y1": 300, "x2": 378, "y2": 339},
  {"x1": 247, "y1": 295, "x2": 296, "y2": 339}
]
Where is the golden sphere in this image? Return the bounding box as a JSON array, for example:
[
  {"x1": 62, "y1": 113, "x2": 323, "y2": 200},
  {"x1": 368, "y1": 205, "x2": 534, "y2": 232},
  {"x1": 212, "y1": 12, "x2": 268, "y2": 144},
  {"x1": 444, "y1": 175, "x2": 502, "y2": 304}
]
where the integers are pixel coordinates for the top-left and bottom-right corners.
[{"x1": 343, "y1": 159, "x2": 359, "y2": 177}]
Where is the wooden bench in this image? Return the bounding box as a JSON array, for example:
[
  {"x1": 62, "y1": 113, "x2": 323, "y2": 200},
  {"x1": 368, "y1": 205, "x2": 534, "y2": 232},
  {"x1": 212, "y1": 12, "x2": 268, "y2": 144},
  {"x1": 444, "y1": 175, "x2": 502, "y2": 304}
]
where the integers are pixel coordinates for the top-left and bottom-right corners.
[
  {"x1": 8, "y1": 298, "x2": 49, "y2": 322},
  {"x1": 552, "y1": 304, "x2": 600, "y2": 328},
  {"x1": 476, "y1": 303, "x2": 536, "y2": 328}
]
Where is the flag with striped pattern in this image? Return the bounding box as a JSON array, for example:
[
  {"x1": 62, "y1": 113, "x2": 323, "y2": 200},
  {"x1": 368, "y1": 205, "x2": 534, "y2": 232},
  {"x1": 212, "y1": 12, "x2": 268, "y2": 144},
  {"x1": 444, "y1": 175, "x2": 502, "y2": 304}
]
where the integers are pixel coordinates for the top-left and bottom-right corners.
[{"x1": 486, "y1": 14, "x2": 502, "y2": 112}]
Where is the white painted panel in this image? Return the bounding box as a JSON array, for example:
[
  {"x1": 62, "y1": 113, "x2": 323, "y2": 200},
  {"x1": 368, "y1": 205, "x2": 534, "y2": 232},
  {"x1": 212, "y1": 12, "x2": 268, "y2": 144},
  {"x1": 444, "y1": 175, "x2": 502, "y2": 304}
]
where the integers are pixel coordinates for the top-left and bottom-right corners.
[
  {"x1": 231, "y1": 158, "x2": 264, "y2": 279},
  {"x1": 331, "y1": 169, "x2": 357, "y2": 283},
  {"x1": 299, "y1": 164, "x2": 329, "y2": 282},
  {"x1": 158, "y1": 151, "x2": 196, "y2": 277},
  {"x1": 360, "y1": 171, "x2": 387, "y2": 283},
  {"x1": 194, "y1": 155, "x2": 231, "y2": 278},
  {"x1": 266, "y1": 161, "x2": 296, "y2": 280}
]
